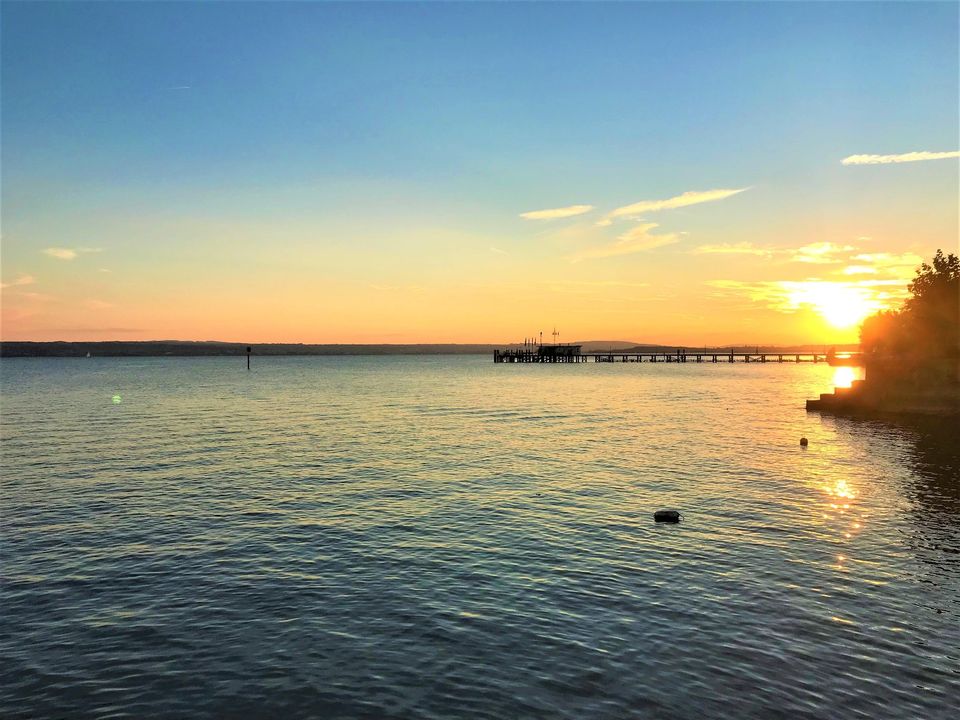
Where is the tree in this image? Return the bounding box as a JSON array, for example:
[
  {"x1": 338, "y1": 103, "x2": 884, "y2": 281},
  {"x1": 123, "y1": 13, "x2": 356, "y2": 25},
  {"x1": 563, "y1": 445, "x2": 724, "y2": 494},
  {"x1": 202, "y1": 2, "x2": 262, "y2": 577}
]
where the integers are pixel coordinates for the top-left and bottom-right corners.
[{"x1": 861, "y1": 249, "x2": 959, "y2": 360}]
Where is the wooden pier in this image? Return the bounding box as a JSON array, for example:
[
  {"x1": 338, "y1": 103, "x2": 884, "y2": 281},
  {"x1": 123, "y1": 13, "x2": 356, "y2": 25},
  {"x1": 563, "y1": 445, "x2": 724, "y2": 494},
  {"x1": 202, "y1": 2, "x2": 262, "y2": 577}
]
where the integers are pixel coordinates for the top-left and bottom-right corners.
[
  {"x1": 584, "y1": 352, "x2": 830, "y2": 363},
  {"x1": 495, "y1": 346, "x2": 859, "y2": 365},
  {"x1": 495, "y1": 345, "x2": 587, "y2": 363}
]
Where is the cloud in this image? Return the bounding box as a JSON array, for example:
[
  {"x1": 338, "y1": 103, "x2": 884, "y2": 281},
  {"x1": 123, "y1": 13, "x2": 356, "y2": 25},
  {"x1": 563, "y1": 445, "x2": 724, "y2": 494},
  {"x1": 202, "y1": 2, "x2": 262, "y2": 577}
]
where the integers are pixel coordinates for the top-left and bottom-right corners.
[
  {"x1": 44, "y1": 248, "x2": 78, "y2": 260},
  {"x1": 568, "y1": 222, "x2": 679, "y2": 262},
  {"x1": 851, "y1": 252, "x2": 924, "y2": 269},
  {"x1": 791, "y1": 242, "x2": 854, "y2": 264},
  {"x1": 489, "y1": 246, "x2": 508, "y2": 255},
  {"x1": 520, "y1": 204, "x2": 594, "y2": 220},
  {"x1": 707, "y1": 245, "x2": 925, "y2": 326},
  {"x1": 0, "y1": 274, "x2": 36, "y2": 289},
  {"x1": 605, "y1": 188, "x2": 748, "y2": 222},
  {"x1": 690, "y1": 242, "x2": 772, "y2": 257},
  {"x1": 708, "y1": 279, "x2": 895, "y2": 318},
  {"x1": 841, "y1": 151, "x2": 959, "y2": 165},
  {"x1": 43, "y1": 247, "x2": 103, "y2": 260}
]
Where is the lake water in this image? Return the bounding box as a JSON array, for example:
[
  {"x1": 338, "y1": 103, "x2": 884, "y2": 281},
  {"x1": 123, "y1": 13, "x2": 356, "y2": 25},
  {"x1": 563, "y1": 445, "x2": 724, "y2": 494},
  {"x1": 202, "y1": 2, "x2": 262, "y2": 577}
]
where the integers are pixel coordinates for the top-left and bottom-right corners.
[{"x1": 1, "y1": 356, "x2": 958, "y2": 719}]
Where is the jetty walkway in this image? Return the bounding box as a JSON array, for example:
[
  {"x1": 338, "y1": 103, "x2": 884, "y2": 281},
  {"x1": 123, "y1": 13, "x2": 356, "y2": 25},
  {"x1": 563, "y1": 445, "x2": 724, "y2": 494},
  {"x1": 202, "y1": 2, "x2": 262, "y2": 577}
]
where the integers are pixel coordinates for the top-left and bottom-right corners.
[{"x1": 495, "y1": 347, "x2": 860, "y2": 365}]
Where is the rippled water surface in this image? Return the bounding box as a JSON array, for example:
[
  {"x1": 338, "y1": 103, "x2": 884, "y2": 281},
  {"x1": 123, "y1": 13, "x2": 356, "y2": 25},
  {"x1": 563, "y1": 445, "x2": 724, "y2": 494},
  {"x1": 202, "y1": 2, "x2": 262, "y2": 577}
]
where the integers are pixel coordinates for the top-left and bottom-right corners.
[{"x1": 2, "y1": 356, "x2": 958, "y2": 718}]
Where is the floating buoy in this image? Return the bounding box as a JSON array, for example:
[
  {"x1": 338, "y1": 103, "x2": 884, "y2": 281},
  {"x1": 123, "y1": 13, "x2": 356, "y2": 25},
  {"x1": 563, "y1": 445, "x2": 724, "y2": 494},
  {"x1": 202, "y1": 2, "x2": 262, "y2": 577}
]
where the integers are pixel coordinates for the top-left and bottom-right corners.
[
  {"x1": 800, "y1": 437, "x2": 809, "y2": 447},
  {"x1": 654, "y1": 509, "x2": 682, "y2": 523}
]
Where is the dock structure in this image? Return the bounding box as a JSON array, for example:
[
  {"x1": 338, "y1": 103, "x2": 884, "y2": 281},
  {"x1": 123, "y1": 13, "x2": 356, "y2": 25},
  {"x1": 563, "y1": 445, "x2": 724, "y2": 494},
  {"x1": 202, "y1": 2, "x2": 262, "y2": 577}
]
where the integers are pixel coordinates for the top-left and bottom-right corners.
[
  {"x1": 495, "y1": 348, "x2": 858, "y2": 365},
  {"x1": 584, "y1": 351, "x2": 831, "y2": 363},
  {"x1": 495, "y1": 344, "x2": 586, "y2": 363}
]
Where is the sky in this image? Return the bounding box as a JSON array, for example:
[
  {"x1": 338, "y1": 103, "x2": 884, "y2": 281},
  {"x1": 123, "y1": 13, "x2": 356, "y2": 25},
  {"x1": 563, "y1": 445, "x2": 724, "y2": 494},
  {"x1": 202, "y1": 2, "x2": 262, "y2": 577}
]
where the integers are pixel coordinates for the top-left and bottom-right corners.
[{"x1": 2, "y1": 1, "x2": 957, "y2": 345}]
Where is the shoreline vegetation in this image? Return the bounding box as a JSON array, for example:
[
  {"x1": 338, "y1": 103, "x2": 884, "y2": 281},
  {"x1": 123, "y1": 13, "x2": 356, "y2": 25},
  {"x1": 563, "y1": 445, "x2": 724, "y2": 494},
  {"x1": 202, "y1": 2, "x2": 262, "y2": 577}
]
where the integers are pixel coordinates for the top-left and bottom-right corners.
[
  {"x1": 0, "y1": 341, "x2": 859, "y2": 358},
  {"x1": 808, "y1": 250, "x2": 960, "y2": 418}
]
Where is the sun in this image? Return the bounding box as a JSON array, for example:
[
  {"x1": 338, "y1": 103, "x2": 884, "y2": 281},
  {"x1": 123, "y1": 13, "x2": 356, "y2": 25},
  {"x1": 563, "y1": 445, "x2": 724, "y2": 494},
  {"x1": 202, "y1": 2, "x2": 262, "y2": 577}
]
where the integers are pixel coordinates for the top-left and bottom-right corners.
[{"x1": 784, "y1": 281, "x2": 883, "y2": 329}]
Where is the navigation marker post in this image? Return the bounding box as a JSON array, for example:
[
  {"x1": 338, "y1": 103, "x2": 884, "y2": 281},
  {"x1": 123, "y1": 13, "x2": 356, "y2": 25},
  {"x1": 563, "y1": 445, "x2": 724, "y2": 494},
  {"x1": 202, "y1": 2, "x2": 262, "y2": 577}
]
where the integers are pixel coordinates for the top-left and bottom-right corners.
[{"x1": 247, "y1": 346, "x2": 251, "y2": 371}]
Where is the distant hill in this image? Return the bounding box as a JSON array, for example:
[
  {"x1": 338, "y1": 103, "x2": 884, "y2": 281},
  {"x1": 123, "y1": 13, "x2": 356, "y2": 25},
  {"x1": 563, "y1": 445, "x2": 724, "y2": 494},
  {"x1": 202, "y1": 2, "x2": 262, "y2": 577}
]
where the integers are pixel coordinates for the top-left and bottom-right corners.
[
  {"x1": 574, "y1": 340, "x2": 641, "y2": 351},
  {"x1": 2, "y1": 340, "x2": 860, "y2": 358},
  {"x1": 0, "y1": 341, "x2": 502, "y2": 357}
]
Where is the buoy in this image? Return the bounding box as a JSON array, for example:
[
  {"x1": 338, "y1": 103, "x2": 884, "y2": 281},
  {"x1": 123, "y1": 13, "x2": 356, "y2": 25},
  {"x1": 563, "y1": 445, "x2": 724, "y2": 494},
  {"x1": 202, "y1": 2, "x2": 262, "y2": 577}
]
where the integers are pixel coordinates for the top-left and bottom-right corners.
[
  {"x1": 654, "y1": 509, "x2": 682, "y2": 523},
  {"x1": 800, "y1": 437, "x2": 809, "y2": 446}
]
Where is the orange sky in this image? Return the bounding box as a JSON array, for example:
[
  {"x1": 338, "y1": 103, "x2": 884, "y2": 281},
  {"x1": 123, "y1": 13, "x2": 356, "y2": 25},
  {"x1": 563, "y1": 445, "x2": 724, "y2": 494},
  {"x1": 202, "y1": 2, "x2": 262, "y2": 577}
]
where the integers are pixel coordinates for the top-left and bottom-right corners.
[{"x1": 2, "y1": 3, "x2": 957, "y2": 345}]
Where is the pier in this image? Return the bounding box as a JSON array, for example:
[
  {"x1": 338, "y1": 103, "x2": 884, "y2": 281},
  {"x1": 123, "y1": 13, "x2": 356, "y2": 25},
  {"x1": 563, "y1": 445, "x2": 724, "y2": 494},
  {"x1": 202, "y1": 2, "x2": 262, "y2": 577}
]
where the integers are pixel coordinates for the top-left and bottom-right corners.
[{"x1": 495, "y1": 346, "x2": 860, "y2": 365}]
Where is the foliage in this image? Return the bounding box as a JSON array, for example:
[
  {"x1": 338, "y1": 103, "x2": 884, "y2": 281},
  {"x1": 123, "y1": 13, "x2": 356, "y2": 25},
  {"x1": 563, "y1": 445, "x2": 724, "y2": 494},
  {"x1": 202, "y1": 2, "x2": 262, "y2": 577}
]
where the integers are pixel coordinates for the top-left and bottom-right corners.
[{"x1": 861, "y1": 250, "x2": 959, "y2": 359}]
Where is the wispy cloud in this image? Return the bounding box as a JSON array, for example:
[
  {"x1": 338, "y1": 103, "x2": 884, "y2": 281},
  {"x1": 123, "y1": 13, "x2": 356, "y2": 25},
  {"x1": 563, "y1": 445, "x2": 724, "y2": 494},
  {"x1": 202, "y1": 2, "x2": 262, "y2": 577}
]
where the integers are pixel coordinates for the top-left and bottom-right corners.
[
  {"x1": 841, "y1": 151, "x2": 960, "y2": 165},
  {"x1": 0, "y1": 274, "x2": 36, "y2": 289},
  {"x1": 707, "y1": 243, "x2": 923, "y2": 327},
  {"x1": 520, "y1": 204, "x2": 594, "y2": 220},
  {"x1": 851, "y1": 252, "x2": 924, "y2": 270},
  {"x1": 44, "y1": 248, "x2": 78, "y2": 260},
  {"x1": 569, "y1": 222, "x2": 679, "y2": 262},
  {"x1": 605, "y1": 188, "x2": 748, "y2": 222},
  {"x1": 489, "y1": 246, "x2": 508, "y2": 255},
  {"x1": 708, "y1": 279, "x2": 894, "y2": 319},
  {"x1": 690, "y1": 242, "x2": 772, "y2": 257},
  {"x1": 791, "y1": 242, "x2": 853, "y2": 264},
  {"x1": 84, "y1": 299, "x2": 114, "y2": 310},
  {"x1": 43, "y1": 247, "x2": 103, "y2": 261}
]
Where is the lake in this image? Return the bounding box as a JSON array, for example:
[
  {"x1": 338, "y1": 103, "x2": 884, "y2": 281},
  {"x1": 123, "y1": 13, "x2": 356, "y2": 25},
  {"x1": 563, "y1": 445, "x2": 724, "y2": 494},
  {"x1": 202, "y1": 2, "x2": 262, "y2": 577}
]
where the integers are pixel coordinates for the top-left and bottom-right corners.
[{"x1": 1, "y1": 356, "x2": 957, "y2": 718}]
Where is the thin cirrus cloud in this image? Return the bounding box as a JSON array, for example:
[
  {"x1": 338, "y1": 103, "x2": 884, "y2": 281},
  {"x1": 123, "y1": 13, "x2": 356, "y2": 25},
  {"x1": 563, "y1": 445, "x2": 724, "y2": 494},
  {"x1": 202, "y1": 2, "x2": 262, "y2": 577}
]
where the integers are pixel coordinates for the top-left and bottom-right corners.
[
  {"x1": 841, "y1": 150, "x2": 960, "y2": 165},
  {"x1": 690, "y1": 242, "x2": 772, "y2": 257},
  {"x1": 1, "y1": 274, "x2": 36, "y2": 289},
  {"x1": 568, "y1": 223, "x2": 679, "y2": 263},
  {"x1": 603, "y1": 188, "x2": 749, "y2": 223},
  {"x1": 43, "y1": 247, "x2": 103, "y2": 260},
  {"x1": 791, "y1": 242, "x2": 854, "y2": 264},
  {"x1": 520, "y1": 204, "x2": 594, "y2": 220}
]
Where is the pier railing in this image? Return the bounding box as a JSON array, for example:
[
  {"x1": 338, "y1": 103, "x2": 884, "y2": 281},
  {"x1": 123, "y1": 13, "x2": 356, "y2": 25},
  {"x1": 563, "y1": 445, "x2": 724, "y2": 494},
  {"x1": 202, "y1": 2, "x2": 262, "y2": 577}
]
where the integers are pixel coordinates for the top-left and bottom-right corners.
[{"x1": 494, "y1": 350, "x2": 861, "y2": 365}]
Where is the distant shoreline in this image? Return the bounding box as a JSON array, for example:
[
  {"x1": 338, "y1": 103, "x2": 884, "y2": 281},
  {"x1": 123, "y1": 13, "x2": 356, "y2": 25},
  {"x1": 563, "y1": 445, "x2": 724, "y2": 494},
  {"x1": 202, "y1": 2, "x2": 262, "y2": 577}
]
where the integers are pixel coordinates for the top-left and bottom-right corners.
[{"x1": 0, "y1": 341, "x2": 860, "y2": 358}]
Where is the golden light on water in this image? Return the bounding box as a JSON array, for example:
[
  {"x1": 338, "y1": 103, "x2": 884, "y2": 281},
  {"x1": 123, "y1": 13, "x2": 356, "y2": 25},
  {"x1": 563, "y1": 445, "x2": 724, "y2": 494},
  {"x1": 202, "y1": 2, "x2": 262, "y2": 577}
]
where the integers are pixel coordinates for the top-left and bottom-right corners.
[
  {"x1": 826, "y1": 479, "x2": 857, "y2": 500},
  {"x1": 831, "y1": 367, "x2": 858, "y2": 388}
]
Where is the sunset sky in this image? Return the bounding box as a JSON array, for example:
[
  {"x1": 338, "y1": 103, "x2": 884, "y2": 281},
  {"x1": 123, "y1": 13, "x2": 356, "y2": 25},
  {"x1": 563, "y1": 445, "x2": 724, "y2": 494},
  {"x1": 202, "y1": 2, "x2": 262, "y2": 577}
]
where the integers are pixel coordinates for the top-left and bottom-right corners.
[{"x1": 2, "y1": 2, "x2": 957, "y2": 345}]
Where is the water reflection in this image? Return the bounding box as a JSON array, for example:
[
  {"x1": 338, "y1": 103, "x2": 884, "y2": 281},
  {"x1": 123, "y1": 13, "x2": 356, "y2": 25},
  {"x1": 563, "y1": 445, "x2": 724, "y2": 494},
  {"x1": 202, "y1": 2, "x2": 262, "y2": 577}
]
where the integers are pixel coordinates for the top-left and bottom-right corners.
[
  {"x1": 904, "y1": 421, "x2": 960, "y2": 518},
  {"x1": 821, "y1": 477, "x2": 862, "y2": 573},
  {"x1": 830, "y1": 366, "x2": 862, "y2": 388}
]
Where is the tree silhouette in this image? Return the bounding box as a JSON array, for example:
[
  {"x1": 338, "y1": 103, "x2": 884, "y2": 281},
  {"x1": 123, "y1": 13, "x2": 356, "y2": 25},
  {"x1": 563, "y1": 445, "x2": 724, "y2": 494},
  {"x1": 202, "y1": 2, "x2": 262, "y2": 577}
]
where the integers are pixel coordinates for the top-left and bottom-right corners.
[{"x1": 861, "y1": 249, "x2": 959, "y2": 361}]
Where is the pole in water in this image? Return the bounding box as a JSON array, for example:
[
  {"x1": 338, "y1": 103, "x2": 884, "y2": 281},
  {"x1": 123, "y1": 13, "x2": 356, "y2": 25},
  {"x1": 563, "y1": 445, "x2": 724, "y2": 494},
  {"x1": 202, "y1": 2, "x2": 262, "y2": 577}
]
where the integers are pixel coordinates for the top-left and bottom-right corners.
[{"x1": 246, "y1": 345, "x2": 251, "y2": 371}]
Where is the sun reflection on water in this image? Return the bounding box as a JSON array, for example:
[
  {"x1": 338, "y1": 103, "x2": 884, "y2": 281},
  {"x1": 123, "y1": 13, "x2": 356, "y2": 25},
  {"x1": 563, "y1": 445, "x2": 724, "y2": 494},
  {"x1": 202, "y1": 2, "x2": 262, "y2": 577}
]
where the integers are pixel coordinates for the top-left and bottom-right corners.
[
  {"x1": 826, "y1": 479, "x2": 857, "y2": 500},
  {"x1": 831, "y1": 366, "x2": 861, "y2": 389},
  {"x1": 822, "y1": 478, "x2": 862, "y2": 573}
]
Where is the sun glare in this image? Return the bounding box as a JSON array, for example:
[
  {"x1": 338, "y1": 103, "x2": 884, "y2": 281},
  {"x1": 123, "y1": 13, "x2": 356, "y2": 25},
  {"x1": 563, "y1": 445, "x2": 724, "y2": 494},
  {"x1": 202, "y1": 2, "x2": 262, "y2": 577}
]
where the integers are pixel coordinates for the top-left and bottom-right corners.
[
  {"x1": 831, "y1": 366, "x2": 858, "y2": 388},
  {"x1": 784, "y1": 282, "x2": 882, "y2": 329}
]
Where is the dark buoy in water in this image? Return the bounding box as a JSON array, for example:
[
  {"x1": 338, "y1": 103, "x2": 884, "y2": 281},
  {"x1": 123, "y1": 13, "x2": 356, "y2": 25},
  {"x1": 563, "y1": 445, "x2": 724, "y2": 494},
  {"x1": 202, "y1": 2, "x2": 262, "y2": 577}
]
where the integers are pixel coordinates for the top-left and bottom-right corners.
[
  {"x1": 800, "y1": 437, "x2": 809, "y2": 447},
  {"x1": 654, "y1": 509, "x2": 682, "y2": 523}
]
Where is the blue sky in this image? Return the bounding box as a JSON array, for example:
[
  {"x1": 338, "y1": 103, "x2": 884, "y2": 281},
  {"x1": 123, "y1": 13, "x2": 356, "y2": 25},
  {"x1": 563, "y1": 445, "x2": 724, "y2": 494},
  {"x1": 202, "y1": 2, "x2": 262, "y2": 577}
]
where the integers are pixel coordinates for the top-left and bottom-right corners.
[{"x1": 2, "y1": 2, "x2": 958, "y2": 343}]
